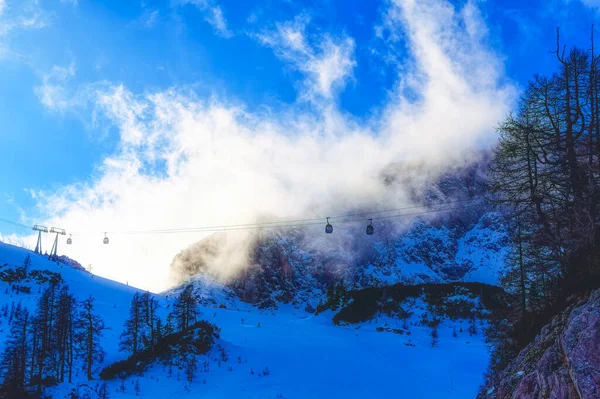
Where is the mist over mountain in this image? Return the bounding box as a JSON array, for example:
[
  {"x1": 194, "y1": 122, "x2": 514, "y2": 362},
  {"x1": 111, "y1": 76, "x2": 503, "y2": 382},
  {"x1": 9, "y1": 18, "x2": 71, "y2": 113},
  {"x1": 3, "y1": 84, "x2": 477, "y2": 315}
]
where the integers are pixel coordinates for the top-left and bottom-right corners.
[{"x1": 169, "y1": 156, "x2": 510, "y2": 309}]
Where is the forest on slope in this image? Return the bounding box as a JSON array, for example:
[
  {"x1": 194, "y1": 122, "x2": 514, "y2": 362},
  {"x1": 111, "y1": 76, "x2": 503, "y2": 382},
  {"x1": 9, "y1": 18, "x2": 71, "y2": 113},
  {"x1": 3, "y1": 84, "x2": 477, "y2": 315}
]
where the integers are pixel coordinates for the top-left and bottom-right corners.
[{"x1": 479, "y1": 30, "x2": 600, "y2": 398}]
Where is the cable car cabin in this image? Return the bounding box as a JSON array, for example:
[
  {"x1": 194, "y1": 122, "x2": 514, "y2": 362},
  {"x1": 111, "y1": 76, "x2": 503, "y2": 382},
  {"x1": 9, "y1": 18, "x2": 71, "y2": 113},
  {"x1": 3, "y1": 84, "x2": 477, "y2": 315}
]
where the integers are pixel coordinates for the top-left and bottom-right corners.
[
  {"x1": 325, "y1": 217, "x2": 333, "y2": 234},
  {"x1": 366, "y1": 219, "x2": 374, "y2": 235},
  {"x1": 67, "y1": 237, "x2": 72, "y2": 245},
  {"x1": 103, "y1": 233, "x2": 109, "y2": 244}
]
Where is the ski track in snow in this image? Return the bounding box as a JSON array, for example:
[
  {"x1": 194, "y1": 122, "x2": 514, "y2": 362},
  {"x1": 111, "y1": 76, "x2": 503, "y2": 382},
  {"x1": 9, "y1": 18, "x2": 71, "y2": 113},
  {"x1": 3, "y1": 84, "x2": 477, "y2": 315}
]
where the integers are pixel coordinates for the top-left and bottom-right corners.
[{"x1": 0, "y1": 242, "x2": 489, "y2": 398}]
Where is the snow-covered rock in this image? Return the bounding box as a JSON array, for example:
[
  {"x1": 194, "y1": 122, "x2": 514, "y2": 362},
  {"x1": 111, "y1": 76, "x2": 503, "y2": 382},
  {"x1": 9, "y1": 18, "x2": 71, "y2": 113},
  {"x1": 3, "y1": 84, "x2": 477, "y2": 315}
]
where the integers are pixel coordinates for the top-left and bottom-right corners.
[{"x1": 169, "y1": 211, "x2": 509, "y2": 309}]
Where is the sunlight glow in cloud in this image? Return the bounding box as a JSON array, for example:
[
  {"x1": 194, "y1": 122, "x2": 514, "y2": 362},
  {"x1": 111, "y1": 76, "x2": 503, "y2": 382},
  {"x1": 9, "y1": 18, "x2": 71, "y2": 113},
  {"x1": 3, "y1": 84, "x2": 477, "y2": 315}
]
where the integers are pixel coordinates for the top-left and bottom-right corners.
[{"x1": 22, "y1": 0, "x2": 515, "y2": 292}]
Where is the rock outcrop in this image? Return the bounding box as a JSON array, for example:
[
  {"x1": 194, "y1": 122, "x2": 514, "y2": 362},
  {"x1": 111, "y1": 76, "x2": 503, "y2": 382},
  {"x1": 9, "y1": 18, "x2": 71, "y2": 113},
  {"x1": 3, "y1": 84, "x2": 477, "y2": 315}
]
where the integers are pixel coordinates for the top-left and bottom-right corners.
[
  {"x1": 168, "y1": 159, "x2": 510, "y2": 309},
  {"x1": 478, "y1": 289, "x2": 600, "y2": 399}
]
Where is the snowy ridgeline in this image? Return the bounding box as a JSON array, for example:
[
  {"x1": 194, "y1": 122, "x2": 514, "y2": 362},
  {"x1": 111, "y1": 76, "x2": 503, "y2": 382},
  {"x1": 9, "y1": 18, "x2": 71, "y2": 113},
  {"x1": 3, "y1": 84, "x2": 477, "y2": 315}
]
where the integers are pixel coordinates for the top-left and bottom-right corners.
[
  {"x1": 0, "y1": 242, "x2": 496, "y2": 399},
  {"x1": 168, "y1": 210, "x2": 510, "y2": 312}
]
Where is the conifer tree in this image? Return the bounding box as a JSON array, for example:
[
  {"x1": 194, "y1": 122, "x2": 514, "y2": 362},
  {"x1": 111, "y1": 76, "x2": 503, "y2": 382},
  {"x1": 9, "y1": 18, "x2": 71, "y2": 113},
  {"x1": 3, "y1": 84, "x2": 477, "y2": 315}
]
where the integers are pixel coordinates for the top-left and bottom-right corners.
[
  {"x1": 141, "y1": 291, "x2": 159, "y2": 352},
  {"x1": 75, "y1": 296, "x2": 105, "y2": 380},
  {"x1": 31, "y1": 284, "x2": 58, "y2": 391},
  {"x1": 22, "y1": 255, "x2": 31, "y2": 275},
  {"x1": 172, "y1": 285, "x2": 197, "y2": 331},
  {"x1": 0, "y1": 306, "x2": 29, "y2": 396},
  {"x1": 164, "y1": 313, "x2": 175, "y2": 336},
  {"x1": 430, "y1": 321, "x2": 439, "y2": 347},
  {"x1": 120, "y1": 293, "x2": 143, "y2": 356},
  {"x1": 54, "y1": 285, "x2": 76, "y2": 383}
]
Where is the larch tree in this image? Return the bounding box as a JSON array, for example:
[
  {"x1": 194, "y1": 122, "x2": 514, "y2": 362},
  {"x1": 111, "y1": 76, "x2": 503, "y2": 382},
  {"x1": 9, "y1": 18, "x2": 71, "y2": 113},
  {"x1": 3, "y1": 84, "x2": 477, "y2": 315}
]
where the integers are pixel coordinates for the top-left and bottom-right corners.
[
  {"x1": 140, "y1": 291, "x2": 159, "y2": 352},
  {"x1": 75, "y1": 296, "x2": 106, "y2": 380},
  {"x1": 0, "y1": 305, "x2": 29, "y2": 395}
]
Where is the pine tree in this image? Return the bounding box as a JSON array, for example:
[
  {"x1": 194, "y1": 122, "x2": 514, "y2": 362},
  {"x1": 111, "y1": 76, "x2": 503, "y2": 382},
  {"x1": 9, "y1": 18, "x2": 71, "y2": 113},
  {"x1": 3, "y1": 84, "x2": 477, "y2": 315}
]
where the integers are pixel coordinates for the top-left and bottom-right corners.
[
  {"x1": 155, "y1": 318, "x2": 164, "y2": 341},
  {"x1": 325, "y1": 283, "x2": 335, "y2": 309},
  {"x1": 430, "y1": 323, "x2": 439, "y2": 347},
  {"x1": 31, "y1": 284, "x2": 58, "y2": 391},
  {"x1": 54, "y1": 285, "x2": 76, "y2": 383},
  {"x1": 22, "y1": 255, "x2": 31, "y2": 275},
  {"x1": 468, "y1": 315, "x2": 478, "y2": 336},
  {"x1": 97, "y1": 381, "x2": 110, "y2": 399},
  {"x1": 120, "y1": 293, "x2": 143, "y2": 356},
  {"x1": 0, "y1": 306, "x2": 29, "y2": 396},
  {"x1": 75, "y1": 296, "x2": 105, "y2": 380},
  {"x1": 140, "y1": 291, "x2": 159, "y2": 352},
  {"x1": 172, "y1": 285, "x2": 197, "y2": 331},
  {"x1": 164, "y1": 313, "x2": 175, "y2": 336},
  {"x1": 134, "y1": 379, "x2": 141, "y2": 396},
  {"x1": 185, "y1": 356, "x2": 197, "y2": 384}
]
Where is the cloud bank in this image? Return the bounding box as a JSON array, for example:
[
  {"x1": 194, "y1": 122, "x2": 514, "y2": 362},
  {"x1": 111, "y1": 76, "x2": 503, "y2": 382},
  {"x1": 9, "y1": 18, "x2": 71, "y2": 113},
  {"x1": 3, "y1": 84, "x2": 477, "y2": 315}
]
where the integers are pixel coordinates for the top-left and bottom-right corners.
[{"x1": 22, "y1": 0, "x2": 515, "y2": 292}]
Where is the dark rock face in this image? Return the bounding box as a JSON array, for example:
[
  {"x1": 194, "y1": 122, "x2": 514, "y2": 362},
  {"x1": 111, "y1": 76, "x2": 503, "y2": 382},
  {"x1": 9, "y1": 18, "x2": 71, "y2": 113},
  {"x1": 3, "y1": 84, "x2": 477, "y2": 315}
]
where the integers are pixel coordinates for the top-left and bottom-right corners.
[
  {"x1": 478, "y1": 289, "x2": 600, "y2": 399},
  {"x1": 168, "y1": 160, "x2": 510, "y2": 309}
]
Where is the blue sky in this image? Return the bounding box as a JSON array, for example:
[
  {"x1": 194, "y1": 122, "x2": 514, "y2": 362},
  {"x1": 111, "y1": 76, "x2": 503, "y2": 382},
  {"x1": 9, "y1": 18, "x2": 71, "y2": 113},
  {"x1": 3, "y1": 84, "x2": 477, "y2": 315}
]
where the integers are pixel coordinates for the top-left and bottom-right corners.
[{"x1": 0, "y1": 0, "x2": 599, "y2": 290}]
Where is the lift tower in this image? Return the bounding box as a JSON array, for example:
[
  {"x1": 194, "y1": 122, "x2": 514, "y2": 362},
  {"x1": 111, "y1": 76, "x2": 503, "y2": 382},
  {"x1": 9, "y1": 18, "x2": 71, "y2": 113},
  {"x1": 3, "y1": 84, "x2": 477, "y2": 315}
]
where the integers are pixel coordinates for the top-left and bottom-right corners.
[
  {"x1": 33, "y1": 225, "x2": 48, "y2": 254},
  {"x1": 49, "y1": 227, "x2": 66, "y2": 259}
]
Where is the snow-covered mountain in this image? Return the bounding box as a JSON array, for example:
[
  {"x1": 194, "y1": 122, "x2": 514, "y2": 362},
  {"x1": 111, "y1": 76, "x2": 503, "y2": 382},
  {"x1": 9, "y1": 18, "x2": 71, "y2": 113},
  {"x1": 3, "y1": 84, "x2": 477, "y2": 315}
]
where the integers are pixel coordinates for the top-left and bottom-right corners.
[
  {"x1": 169, "y1": 160, "x2": 510, "y2": 310},
  {"x1": 0, "y1": 158, "x2": 515, "y2": 398},
  {"x1": 0, "y1": 240, "x2": 499, "y2": 399}
]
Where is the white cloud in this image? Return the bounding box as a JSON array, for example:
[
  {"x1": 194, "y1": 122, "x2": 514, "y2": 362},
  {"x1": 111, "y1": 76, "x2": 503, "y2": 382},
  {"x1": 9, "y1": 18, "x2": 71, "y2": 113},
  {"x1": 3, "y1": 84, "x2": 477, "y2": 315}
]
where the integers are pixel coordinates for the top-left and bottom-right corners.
[
  {"x1": 172, "y1": 0, "x2": 233, "y2": 38},
  {"x1": 134, "y1": 9, "x2": 159, "y2": 29},
  {"x1": 34, "y1": 61, "x2": 77, "y2": 112},
  {"x1": 247, "y1": 9, "x2": 262, "y2": 24},
  {"x1": 254, "y1": 15, "x2": 356, "y2": 101},
  {"x1": 0, "y1": 1, "x2": 44, "y2": 31},
  {"x1": 60, "y1": 0, "x2": 78, "y2": 6},
  {"x1": 25, "y1": 0, "x2": 516, "y2": 292},
  {"x1": 204, "y1": 5, "x2": 231, "y2": 38},
  {"x1": 0, "y1": 0, "x2": 49, "y2": 59},
  {"x1": 578, "y1": 0, "x2": 600, "y2": 9},
  {"x1": 128, "y1": 9, "x2": 159, "y2": 29}
]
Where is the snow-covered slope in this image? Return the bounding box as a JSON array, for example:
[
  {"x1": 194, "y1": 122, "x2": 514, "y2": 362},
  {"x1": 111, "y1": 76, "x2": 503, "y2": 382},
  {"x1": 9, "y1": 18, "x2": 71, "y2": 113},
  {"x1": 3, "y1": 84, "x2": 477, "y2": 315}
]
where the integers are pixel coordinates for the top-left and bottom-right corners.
[
  {"x1": 0, "y1": 242, "x2": 143, "y2": 369},
  {"x1": 0, "y1": 241, "x2": 493, "y2": 399}
]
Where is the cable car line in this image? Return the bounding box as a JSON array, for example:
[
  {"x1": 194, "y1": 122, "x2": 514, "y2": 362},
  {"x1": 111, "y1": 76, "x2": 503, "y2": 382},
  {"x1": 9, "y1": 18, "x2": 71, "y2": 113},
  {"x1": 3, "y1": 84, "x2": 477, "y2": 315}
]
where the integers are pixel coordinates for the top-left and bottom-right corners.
[
  {"x1": 68, "y1": 198, "x2": 483, "y2": 236},
  {"x1": 0, "y1": 198, "x2": 488, "y2": 244},
  {"x1": 0, "y1": 217, "x2": 31, "y2": 230},
  {"x1": 325, "y1": 198, "x2": 479, "y2": 220}
]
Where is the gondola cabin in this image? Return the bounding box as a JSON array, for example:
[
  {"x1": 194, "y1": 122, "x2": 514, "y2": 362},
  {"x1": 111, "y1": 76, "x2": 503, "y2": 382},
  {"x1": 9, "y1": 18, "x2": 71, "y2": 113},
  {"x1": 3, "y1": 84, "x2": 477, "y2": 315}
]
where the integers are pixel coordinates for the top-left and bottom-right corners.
[{"x1": 366, "y1": 219, "x2": 374, "y2": 235}]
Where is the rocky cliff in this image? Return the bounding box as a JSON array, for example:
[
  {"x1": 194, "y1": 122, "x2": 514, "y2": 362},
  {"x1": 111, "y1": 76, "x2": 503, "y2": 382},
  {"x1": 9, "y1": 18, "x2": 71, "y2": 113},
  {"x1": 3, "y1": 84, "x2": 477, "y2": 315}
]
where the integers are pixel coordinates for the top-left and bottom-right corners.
[
  {"x1": 167, "y1": 160, "x2": 510, "y2": 309},
  {"x1": 478, "y1": 289, "x2": 600, "y2": 399}
]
